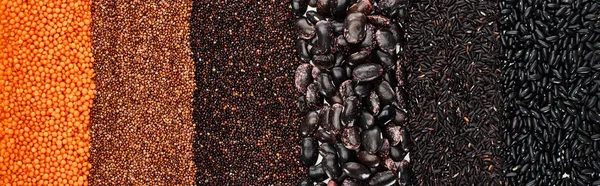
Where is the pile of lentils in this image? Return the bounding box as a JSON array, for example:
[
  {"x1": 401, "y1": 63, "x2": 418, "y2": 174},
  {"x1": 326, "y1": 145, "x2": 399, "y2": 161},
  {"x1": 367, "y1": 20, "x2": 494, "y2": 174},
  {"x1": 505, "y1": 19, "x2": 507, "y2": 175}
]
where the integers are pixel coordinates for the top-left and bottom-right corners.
[
  {"x1": 291, "y1": 0, "x2": 414, "y2": 185},
  {"x1": 500, "y1": 0, "x2": 600, "y2": 184}
]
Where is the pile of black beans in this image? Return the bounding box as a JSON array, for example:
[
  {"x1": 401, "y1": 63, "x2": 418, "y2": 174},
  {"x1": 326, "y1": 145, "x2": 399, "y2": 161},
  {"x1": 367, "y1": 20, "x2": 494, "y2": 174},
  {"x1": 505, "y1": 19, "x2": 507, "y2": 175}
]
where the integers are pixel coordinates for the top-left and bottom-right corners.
[
  {"x1": 292, "y1": 0, "x2": 413, "y2": 185},
  {"x1": 500, "y1": 0, "x2": 600, "y2": 185}
]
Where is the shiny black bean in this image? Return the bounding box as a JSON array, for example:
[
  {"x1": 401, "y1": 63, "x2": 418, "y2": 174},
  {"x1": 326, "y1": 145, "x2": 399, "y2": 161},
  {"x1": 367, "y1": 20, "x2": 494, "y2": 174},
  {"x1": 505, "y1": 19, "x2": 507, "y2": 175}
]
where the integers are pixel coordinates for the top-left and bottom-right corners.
[
  {"x1": 398, "y1": 160, "x2": 412, "y2": 186},
  {"x1": 306, "y1": 11, "x2": 326, "y2": 24},
  {"x1": 393, "y1": 107, "x2": 407, "y2": 126},
  {"x1": 361, "y1": 126, "x2": 383, "y2": 154},
  {"x1": 291, "y1": 0, "x2": 308, "y2": 16},
  {"x1": 297, "y1": 95, "x2": 308, "y2": 114},
  {"x1": 300, "y1": 137, "x2": 319, "y2": 166},
  {"x1": 320, "y1": 142, "x2": 337, "y2": 156},
  {"x1": 343, "y1": 162, "x2": 372, "y2": 180},
  {"x1": 357, "y1": 150, "x2": 381, "y2": 168},
  {"x1": 353, "y1": 63, "x2": 384, "y2": 82},
  {"x1": 375, "y1": 105, "x2": 395, "y2": 126},
  {"x1": 295, "y1": 63, "x2": 313, "y2": 93},
  {"x1": 309, "y1": 163, "x2": 327, "y2": 182},
  {"x1": 329, "y1": 103, "x2": 344, "y2": 132},
  {"x1": 315, "y1": 128, "x2": 337, "y2": 143},
  {"x1": 343, "y1": 96, "x2": 361, "y2": 125},
  {"x1": 323, "y1": 152, "x2": 343, "y2": 179},
  {"x1": 318, "y1": 73, "x2": 336, "y2": 97},
  {"x1": 344, "y1": 12, "x2": 368, "y2": 44},
  {"x1": 375, "y1": 81, "x2": 395, "y2": 104},
  {"x1": 308, "y1": 0, "x2": 318, "y2": 7},
  {"x1": 368, "y1": 171, "x2": 396, "y2": 186},
  {"x1": 347, "y1": 0, "x2": 373, "y2": 15},
  {"x1": 297, "y1": 17, "x2": 316, "y2": 39},
  {"x1": 312, "y1": 21, "x2": 334, "y2": 55},
  {"x1": 374, "y1": 50, "x2": 396, "y2": 71},
  {"x1": 375, "y1": 29, "x2": 397, "y2": 54},
  {"x1": 312, "y1": 53, "x2": 335, "y2": 69},
  {"x1": 334, "y1": 35, "x2": 351, "y2": 54},
  {"x1": 354, "y1": 82, "x2": 372, "y2": 98},
  {"x1": 331, "y1": 67, "x2": 347, "y2": 87},
  {"x1": 358, "y1": 111, "x2": 375, "y2": 129},
  {"x1": 296, "y1": 39, "x2": 311, "y2": 62},
  {"x1": 300, "y1": 111, "x2": 319, "y2": 137},
  {"x1": 325, "y1": 92, "x2": 343, "y2": 105},
  {"x1": 335, "y1": 143, "x2": 354, "y2": 164},
  {"x1": 342, "y1": 126, "x2": 362, "y2": 150},
  {"x1": 347, "y1": 51, "x2": 370, "y2": 66},
  {"x1": 358, "y1": 24, "x2": 376, "y2": 50},
  {"x1": 378, "y1": 0, "x2": 401, "y2": 18},
  {"x1": 332, "y1": 0, "x2": 350, "y2": 20},
  {"x1": 399, "y1": 128, "x2": 413, "y2": 152},
  {"x1": 332, "y1": 21, "x2": 345, "y2": 34},
  {"x1": 389, "y1": 146, "x2": 405, "y2": 162}
]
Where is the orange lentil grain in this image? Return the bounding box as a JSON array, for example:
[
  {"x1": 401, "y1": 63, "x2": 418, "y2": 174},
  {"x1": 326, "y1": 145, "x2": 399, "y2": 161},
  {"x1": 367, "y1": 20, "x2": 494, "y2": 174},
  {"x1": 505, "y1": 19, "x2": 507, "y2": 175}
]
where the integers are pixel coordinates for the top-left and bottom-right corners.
[{"x1": 0, "y1": 0, "x2": 94, "y2": 185}]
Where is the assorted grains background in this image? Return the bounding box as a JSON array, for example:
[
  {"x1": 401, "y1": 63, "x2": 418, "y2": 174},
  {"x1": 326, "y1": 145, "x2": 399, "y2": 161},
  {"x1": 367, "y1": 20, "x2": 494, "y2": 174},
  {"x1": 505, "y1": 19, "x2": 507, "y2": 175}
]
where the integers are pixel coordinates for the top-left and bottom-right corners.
[
  {"x1": 500, "y1": 0, "x2": 600, "y2": 184},
  {"x1": 0, "y1": 0, "x2": 95, "y2": 185},
  {"x1": 1, "y1": 0, "x2": 600, "y2": 185},
  {"x1": 405, "y1": 0, "x2": 506, "y2": 184},
  {"x1": 89, "y1": 0, "x2": 196, "y2": 185},
  {"x1": 190, "y1": 0, "x2": 302, "y2": 185}
]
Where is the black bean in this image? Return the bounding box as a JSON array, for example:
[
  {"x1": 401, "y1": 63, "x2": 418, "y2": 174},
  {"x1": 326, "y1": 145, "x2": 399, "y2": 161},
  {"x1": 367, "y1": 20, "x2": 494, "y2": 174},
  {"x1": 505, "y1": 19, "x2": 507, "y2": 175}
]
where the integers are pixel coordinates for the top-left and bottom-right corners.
[
  {"x1": 318, "y1": 73, "x2": 336, "y2": 97},
  {"x1": 312, "y1": 53, "x2": 336, "y2": 69},
  {"x1": 297, "y1": 17, "x2": 316, "y2": 40},
  {"x1": 389, "y1": 146, "x2": 405, "y2": 162},
  {"x1": 315, "y1": 128, "x2": 337, "y2": 144},
  {"x1": 335, "y1": 143, "x2": 354, "y2": 164},
  {"x1": 343, "y1": 162, "x2": 372, "y2": 180},
  {"x1": 332, "y1": 0, "x2": 351, "y2": 20},
  {"x1": 358, "y1": 110, "x2": 376, "y2": 129},
  {"x1": 300, "y1": 111, "x2": 319, "y2": 137},
  {"x1": 296, "y1": 39, "x2": 312, "y2": 62},
  {"x1": 373, "y1": 49, "x2": 396, "y2": 71},
  {"x1": 309, "y1": 163, "x2": 327, "y2": 182},
  {"x1": 343, "y1": 96, "x2": 361, "y2": 125},
  {"x1": 354, "y1": 83, "x2": 372, "y2": 99},
  {"x1": 357, "y1": 150, "x2": 381, "y2": 168},
  {"x1": 312, "y1": 21, "x2": 334, "y2": 55},
  {"x1": 297, "y1": 95, "x2": 309, "y2": 114},
  {"x1": 320, "y1": 142, "x2": 337, "y2": 156},
  {"x1": 301, "y1": 137, "x2": 319, "y2": 166},
  {"x1": 375, "y1": 105, "x2": 395, "y2": 126},
  {"x1": 331, "y1": 67, "x2": 347, "y2": 86},
  {"x1": 375, "y1": 81, "x2": 395, "y2": 104},
  {"x1": 361, "y1": 126, "x2": 383, "y2": 154},
  {"x1": 383, "y1": 124, "x2": 402, "y2": 146},
  {"x1": 347, "y1": 51, "x2": 370, "y2": 66},
  {"x1": 375, "y1": 29, "x2": 397, "y2": 54},
  {"x1": 291, "y1": 0, "x2": 308, "y2": 16},
  {"x1": 344, "y1": 12, "x2": 368, "y2": 44},
  {"x1": 323, "y1": 152, "x2": 343, "y2": 179},
  {"x1": 353, "y1": 63, "x2": 384, "y2": 82},
  {"x1": 399, "y1": 128, "x2": 413, "y2": 152},
  {"x1": 368, "y1": 171, "x2": 396, "y2": 186},
  {"x1": 398, "y1": 160, "x2": 412, "y2": 185},
  {"x1": 377, "y1": 0, "x2": 401, "y2": 18}
]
